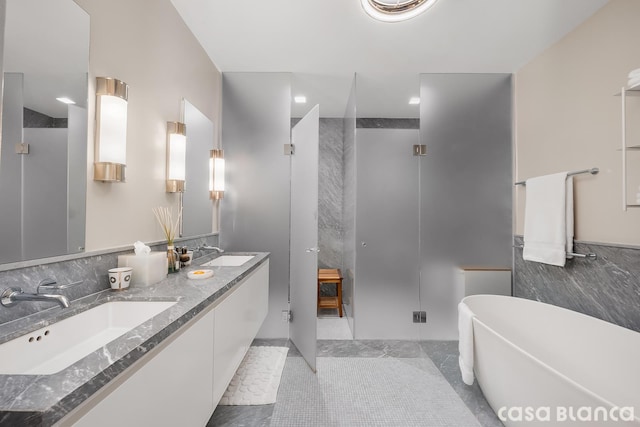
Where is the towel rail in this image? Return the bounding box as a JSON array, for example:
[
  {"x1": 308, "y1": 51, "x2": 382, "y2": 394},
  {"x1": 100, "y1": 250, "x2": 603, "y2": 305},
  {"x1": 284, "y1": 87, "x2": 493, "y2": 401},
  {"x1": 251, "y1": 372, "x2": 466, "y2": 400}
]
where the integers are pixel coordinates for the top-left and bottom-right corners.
[
  {"x1": 513, "y1": 245, "x2": 597, "y2": 260},
  {"x1": 514, "y1": 168, "x2": 599, "y2": 186}
]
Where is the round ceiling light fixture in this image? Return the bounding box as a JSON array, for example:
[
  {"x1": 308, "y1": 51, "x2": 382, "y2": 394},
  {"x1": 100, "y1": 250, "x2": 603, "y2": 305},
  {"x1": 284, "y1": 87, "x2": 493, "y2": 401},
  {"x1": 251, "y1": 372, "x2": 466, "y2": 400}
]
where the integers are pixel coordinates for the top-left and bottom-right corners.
[{"x1": 361, "y1": 0, "x2": 439, "y2": 22}]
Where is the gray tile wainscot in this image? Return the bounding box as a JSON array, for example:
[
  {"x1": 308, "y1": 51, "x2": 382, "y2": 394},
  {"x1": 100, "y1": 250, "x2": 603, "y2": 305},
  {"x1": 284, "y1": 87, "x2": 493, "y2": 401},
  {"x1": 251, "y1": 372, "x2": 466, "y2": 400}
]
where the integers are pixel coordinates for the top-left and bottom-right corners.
[
  {"x1": 0, "y1": 252, "x2": 269, "y2": 426},
  {"x1": 514, "y1": 235, "x2": 640, "y2": 332}
]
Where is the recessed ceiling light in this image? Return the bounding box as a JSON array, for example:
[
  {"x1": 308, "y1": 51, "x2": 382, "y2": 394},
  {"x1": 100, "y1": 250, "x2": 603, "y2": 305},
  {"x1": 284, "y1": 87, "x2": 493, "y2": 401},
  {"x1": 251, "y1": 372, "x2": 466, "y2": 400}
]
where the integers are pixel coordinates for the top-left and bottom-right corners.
[
  {"x1": 56, "y1": 97, "x2": 76, "y2": 104},
  {"x1": 294, "y1": 96, "x2": 307, "y2": 104},
  {"x1": 409, "y1": 97, "x2": 420, "y2": 105},
  {"x1": 361, "y1": 0, "x2": 439, "y2": 23}
]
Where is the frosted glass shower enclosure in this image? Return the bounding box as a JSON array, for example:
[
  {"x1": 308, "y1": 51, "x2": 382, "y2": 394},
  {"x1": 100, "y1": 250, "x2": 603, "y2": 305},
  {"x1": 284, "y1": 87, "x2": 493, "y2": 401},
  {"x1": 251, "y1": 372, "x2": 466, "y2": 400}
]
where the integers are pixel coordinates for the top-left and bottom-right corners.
[
  {"x1": 220, "y1": 72, "x2": 512, "y2": 344},
  {"x1": 347, "y1": 73, "x2": 512, "y2": 340},
  {"x1": 354, "y1": 128, "x2": 421, "y2": 339}
]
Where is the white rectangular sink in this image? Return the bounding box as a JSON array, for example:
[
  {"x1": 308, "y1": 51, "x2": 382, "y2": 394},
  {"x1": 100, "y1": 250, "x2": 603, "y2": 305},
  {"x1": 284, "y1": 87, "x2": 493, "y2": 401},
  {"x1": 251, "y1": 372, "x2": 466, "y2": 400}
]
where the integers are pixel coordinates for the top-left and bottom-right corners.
[
  {"x1": 201, "y1": 255, "x2": 254, "y2": 267},
  {"x1": 0, "y1": 301, "x2": 176, "y2": 375}
]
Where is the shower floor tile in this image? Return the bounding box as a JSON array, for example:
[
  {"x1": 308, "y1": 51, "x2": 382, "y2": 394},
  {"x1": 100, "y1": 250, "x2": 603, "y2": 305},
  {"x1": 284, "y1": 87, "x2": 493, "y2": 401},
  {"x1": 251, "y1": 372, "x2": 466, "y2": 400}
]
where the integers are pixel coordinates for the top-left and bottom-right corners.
[{"x1": 317, "y1": 314, "x2": 352, "y2": 340}]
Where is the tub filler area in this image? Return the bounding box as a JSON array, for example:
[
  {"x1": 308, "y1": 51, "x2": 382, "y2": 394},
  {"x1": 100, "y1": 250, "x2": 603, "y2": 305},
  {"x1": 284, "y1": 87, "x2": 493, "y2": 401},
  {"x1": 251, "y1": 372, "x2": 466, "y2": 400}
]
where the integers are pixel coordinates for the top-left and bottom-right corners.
[{"x1": 462, "y1": 295, "x2": 640, "y2": 426}]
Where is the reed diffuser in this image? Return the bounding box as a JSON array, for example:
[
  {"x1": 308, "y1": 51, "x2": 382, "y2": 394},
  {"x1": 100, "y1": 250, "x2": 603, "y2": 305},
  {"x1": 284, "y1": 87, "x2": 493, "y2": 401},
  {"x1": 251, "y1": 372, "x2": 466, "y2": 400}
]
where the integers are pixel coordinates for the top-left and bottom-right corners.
[{"x1": 152, "y1": 206, "x2": 182, "y2": 274}]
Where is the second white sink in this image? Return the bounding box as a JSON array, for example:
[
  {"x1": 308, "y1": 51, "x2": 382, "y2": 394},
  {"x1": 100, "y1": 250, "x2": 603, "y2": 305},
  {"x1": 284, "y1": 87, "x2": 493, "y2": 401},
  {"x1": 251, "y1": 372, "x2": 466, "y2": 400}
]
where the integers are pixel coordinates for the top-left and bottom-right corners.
[{"x1": 201, "y1": 255, "x2": 254, "y2": 267}]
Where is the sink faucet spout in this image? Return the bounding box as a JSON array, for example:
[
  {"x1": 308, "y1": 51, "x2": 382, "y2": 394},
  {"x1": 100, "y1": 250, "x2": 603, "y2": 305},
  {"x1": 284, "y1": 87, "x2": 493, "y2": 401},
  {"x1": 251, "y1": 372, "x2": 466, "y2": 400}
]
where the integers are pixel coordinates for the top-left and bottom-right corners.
[
  {"x1": 199, "y1": 246, "x2": 224, "y2": 253},
  {"x1": 1, "y1": 287, "x2": 70, "y2": 308}
]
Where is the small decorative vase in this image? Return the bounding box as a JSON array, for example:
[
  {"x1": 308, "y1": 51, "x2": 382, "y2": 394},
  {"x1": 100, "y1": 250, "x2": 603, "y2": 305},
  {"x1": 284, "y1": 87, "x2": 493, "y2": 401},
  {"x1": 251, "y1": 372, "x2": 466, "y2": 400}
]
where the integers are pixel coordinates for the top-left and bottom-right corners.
[{"x1": 167, "y1": 244, "x2": 180, "y2": 274}]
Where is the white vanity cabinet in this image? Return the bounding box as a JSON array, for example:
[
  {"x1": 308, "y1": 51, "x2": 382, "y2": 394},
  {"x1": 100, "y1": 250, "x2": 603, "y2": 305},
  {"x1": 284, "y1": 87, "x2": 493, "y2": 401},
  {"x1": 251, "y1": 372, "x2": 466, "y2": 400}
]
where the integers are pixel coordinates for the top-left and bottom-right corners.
[
  {"x1": 213, "y1": 260, "x2": 269, "y2": 404},
  {"x1": 63, "y1": 260, "x2": 269, "y2": 427},
  {"x1": 68, "y1": 308, "x2": 216, "y2": 427}
]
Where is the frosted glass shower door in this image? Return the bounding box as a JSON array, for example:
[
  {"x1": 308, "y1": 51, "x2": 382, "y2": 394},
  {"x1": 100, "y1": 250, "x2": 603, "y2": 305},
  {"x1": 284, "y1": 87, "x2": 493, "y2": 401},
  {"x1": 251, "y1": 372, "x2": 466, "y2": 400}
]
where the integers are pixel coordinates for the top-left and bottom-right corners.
[
  {"x1": 289, "y1": 105, "x2": 319, "y2": 372},
  {"x1": 355, "y1": 128, "x2": 420, "y2": 339},
  {"x1": 23, "y1": 128, "x2": 69, "y2": 261}
]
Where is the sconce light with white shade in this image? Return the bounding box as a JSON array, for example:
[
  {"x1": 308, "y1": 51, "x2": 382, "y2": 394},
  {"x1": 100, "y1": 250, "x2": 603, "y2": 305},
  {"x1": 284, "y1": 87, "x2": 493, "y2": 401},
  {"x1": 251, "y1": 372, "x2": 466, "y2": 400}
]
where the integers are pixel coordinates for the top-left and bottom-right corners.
[
  {"x1": 94, "y1": 77, "x2": 129, "y2": 182},
  {"x1": 166, "y1": 121, "x2": 187, "y2": 193},
  {"x1": 210, "y1": 149, "x2": 225, "y2": 200}
]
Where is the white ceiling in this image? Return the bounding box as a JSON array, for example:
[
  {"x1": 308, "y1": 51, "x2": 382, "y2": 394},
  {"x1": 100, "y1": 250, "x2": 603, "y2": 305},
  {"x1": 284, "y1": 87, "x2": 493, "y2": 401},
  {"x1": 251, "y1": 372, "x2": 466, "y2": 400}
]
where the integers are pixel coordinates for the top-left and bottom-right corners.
[{"x1": 172, "y1": 0, "x2": 610, "y2": 117}]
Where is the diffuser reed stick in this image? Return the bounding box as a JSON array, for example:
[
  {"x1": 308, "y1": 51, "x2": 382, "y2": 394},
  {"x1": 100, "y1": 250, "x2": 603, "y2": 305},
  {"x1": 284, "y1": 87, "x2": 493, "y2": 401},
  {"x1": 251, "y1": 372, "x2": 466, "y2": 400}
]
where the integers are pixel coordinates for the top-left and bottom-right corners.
[{"x1": 152, "y1": 206, "x2": 182, "y2": 246}]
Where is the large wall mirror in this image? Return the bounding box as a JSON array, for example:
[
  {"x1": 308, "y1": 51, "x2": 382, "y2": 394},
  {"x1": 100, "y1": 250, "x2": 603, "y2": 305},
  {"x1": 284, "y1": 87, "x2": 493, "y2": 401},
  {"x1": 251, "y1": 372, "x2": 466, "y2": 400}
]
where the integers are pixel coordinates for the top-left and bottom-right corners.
[
  {"x1": 182, "y1": 99, "x2": 215, "y2": 237},
  {"x1": 0, "y1": 2, "x2": 216, "y2": 267},
  {"x1": 0, "y1": 0, "x2": 90, "y2": 264}
]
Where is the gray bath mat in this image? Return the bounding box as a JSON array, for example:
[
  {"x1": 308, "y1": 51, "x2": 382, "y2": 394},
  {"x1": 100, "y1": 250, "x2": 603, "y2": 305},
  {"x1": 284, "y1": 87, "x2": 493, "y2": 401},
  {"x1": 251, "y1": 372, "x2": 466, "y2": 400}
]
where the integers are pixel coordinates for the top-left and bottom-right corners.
[{"x1": 270, "y1": 357, "x2": 481, "y2": 427}]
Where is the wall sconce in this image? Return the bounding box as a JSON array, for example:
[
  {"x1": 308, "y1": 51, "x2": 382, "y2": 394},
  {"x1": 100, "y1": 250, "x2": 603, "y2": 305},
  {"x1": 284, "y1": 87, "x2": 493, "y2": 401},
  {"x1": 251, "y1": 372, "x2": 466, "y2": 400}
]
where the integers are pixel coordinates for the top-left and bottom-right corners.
[
  {"x1": 94, "y1": 77, "x2": 129, "y2": 182},
  {"x1": 166, "y1": 122, "x2": 187, "y2": 192},
  {"x1": 209, "y1": 149, "x2": 225, "y2": 200}
]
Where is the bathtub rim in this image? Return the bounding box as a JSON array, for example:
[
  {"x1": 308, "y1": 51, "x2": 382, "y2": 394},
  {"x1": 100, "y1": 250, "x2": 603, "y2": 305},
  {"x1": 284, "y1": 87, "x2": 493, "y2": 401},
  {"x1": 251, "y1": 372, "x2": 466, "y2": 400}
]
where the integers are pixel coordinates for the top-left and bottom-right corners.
[
  {"x1": 464, "y1": 295, "x2": 640, "y2": 422},
  {"x1": 464, "y1": 294, "x2": 639, "y2": 333}
]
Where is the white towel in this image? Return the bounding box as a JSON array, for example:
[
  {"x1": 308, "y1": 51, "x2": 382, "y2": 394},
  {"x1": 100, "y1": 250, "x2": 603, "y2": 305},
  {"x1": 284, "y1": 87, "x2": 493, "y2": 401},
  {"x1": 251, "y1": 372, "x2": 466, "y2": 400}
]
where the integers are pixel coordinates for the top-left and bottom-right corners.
[
  {"x1": 628, "y1": 68, "x2": 640, "y2": 79},
  {"x1": 523, "y1": 172, "x2": 574, "y2": 267},
  {"x1": 458, "y1": 302, "x2": 475, "y2": 386},
  {"x1": 628, "y1": 76, "x2": 640, "y2": 89}
]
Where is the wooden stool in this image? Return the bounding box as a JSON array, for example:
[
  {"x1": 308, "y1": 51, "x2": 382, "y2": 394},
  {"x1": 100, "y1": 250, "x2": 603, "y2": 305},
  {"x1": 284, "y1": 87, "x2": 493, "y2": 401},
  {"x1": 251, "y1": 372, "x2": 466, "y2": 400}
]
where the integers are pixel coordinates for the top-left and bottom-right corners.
[{"x1": 317, "y1": 268, "x2": 343, "y2": 317}]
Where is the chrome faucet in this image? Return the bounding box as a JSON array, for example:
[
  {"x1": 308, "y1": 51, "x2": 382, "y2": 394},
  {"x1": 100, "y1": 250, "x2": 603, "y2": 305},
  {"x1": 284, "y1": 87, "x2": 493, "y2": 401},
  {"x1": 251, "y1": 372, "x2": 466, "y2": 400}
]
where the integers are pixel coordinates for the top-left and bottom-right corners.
[
  {"x1": 1, "y1": 279, "x2": 71, "y2": 309},
  {"x1": 198, "y1": 245, "x2": 224, "y2": 253},
  {"x1": 1, "y1": 287, "x2": 70, "y2": 308}
]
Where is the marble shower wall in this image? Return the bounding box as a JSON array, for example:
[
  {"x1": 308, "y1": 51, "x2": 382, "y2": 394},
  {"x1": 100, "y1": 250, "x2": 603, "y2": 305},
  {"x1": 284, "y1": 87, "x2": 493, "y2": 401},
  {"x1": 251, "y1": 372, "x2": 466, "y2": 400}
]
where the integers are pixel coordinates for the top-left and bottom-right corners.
[
  {"x1": 291, "y1": 117, "x2": 346, "y2": 273},
  {"x1": 301, "y1": 117, "x2": 419, "y2": 276},
  {"x1": 513, "y1": 236, "x2": 640, "y2": 332},
  {"x1": 356, "y1": 118, "x2": 419, "y2": 129},
  {"x1": 342, "y1": 82, "x2": 357, "y2": 326},
  {"x1": 0, "y1": 234, "x2": 218, "y2": 325},
  {"x1": 24, "y1": 108, "x2": 68, "y2": 128},
  {"x1": 318, "y1": 119, "x2": 345, "y2": 270}
]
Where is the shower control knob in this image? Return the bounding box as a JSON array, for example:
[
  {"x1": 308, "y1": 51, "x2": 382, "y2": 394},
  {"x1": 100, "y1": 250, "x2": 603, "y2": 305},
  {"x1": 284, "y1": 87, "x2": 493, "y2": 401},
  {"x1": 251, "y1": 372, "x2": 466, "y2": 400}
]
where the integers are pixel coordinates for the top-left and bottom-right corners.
[{"x1": 361, "y1": 241, "x2": 367, "y2": 247}]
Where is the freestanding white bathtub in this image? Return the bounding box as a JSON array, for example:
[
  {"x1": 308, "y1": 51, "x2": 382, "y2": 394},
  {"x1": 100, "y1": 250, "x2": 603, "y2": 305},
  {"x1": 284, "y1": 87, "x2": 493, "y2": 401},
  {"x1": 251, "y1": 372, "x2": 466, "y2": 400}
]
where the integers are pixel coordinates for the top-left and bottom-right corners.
[{"x1": 463, "y1": 295, "x2": 640, "y2": 426}]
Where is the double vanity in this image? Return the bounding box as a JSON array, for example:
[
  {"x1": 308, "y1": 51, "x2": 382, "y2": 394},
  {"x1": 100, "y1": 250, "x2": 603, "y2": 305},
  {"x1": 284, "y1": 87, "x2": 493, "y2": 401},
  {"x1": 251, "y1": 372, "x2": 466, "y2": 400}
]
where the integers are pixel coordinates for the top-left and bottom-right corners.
[{"x1": 0, "y1": 252, "x2": 269, "y2": 426}]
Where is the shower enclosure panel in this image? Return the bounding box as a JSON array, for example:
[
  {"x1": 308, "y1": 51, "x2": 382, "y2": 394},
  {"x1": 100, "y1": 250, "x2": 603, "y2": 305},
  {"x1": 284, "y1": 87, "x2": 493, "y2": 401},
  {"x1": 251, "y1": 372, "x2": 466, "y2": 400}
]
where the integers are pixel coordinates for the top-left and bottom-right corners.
[
  {"x1": 67, "y1": 104, "x2": 87, "y2": 255},
  {"x1": 341, "y1": 75, "x2": 357, "y2": 336},
  {"x1": 354, "y1": 128, "x2": 421, "y2": 340},
  {"x1": 220, "y1": 73, "x2": 292, "y2": 338},
  {"x1": 289, "y1": 105, "x2": 319, "y2": 371},
  {"x1": 418, "y1": 73, "x2": 512, "y2": 340},
  {"x1": 22, "y1": 128, "x2": 68, "y2": 261},
  {"x1": 0, "y1": 73, "x2": 23, "y2": 263}
]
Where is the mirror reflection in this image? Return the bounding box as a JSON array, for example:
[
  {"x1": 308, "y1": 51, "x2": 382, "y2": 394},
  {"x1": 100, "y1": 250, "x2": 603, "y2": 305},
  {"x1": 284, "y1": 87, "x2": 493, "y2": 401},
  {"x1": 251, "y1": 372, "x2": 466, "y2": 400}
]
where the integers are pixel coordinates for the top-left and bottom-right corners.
[
  {"x1": 181, "y1": 99, "x2": 214, "y2": 237},
  {"x1": 0, "y1": 0, "x2": 90, "y2": 264}
]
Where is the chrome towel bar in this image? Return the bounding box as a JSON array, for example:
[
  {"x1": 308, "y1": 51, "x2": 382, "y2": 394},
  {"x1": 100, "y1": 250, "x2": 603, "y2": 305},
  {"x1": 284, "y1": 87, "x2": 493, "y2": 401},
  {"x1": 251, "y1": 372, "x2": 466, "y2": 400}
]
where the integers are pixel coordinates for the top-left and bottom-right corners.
[
  {"x1": 513, "y1": 245, "x2": 597, "y2": 260},
  {"x1": 514, "y1": 167, "x2": 599, "y2": 186}
]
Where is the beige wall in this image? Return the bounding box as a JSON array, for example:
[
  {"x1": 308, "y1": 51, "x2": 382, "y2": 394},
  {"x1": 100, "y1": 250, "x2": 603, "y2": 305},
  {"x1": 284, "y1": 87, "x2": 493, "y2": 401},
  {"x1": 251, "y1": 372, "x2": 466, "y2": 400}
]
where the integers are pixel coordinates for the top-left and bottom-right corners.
[
  {"x1": 515, "y1": 0, "x2": 640, "y2": 246},
  {"x1": 75, "y1": 0, "x2": 221, "y2": 251}
]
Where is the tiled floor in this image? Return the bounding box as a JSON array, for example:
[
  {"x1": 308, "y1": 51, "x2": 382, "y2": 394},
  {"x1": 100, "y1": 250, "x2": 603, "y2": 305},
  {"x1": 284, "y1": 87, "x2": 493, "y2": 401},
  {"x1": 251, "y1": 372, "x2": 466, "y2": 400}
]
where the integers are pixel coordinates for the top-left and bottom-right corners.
[
  {"x1": 207, "y1": 339, "x2": 503, "y2": 427},
  {"x1": 270, "y1": 357, "x2": 480, "y2": 426},
  {"x1": 317, "y1": 311, "x2": 352, "y2": 340}
]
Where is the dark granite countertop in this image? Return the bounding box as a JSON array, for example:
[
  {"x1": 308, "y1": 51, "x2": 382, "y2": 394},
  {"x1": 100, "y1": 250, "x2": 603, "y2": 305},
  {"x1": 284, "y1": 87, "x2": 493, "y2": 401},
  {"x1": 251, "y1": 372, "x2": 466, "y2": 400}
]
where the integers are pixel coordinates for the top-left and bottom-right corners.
[{"x1": 0, "y1": 252, "x2": 269, "y2": 426}]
